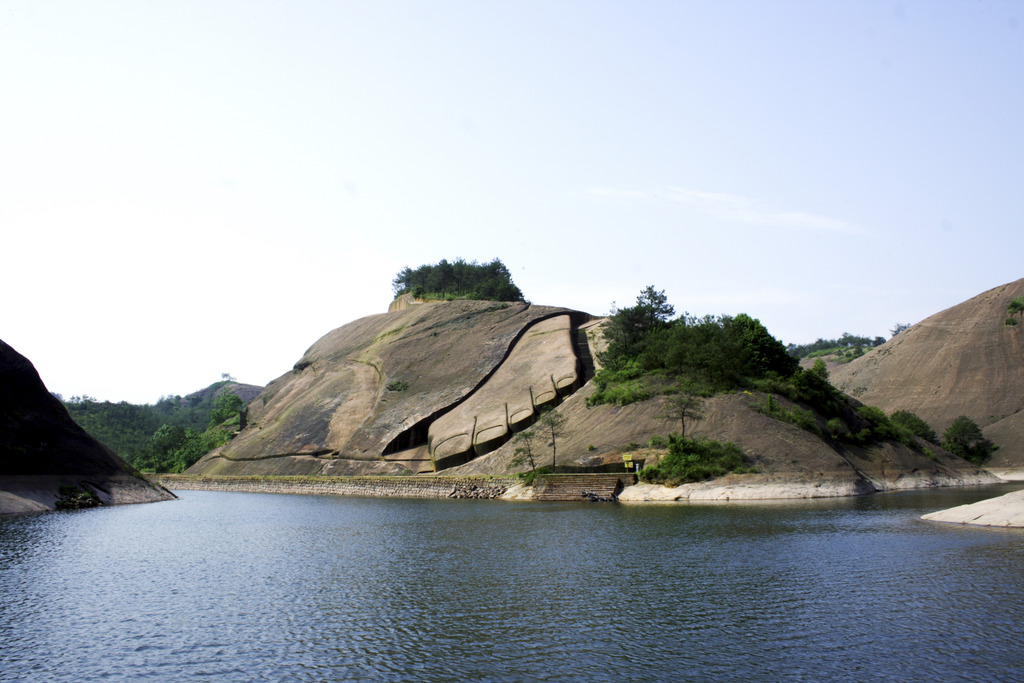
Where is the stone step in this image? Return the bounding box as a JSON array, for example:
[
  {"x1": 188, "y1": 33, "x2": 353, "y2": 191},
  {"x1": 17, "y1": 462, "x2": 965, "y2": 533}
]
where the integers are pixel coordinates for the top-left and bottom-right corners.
[{"x1": 533, "y1": 474, "x2": 629, "y2": 502}]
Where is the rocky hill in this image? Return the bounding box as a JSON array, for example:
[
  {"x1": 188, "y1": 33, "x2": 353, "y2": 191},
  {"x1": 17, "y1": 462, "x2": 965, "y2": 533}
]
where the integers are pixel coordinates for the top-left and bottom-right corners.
[
  {"x1": 0, "y1": 340, "x2": 175, "y2": 514},
  {"x1": 188, "y1": 299, "x2": 994, "y2": 497},
  {"x1": 182, "y1": 381, "x2": 263, "y2": 407},
  {"x1": 831, "y1": 279, "x2": 1024, "y2": 474},
  {"x1": 190, "y1": 300, "x2": 591, "y2": 476}
]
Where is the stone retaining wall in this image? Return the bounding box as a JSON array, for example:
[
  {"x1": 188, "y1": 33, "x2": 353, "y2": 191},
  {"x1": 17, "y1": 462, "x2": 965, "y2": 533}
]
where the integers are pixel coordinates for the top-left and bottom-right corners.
[{"x1": 155, "y1": 474, "x2": 517, "y2": 500}]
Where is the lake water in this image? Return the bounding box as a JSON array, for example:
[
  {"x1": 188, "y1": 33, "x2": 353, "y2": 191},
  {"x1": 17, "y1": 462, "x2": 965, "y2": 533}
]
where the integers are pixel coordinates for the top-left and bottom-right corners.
[{"x1": 2, "y1": 486, "x2": 1023, "y2": 682}]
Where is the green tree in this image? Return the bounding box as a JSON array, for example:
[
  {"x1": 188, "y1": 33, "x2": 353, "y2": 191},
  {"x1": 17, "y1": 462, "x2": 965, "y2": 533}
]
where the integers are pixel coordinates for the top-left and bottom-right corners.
[
  {"x1": 538, "y1": 409, "x2": 568, "y2": 469},
  {"x1": 890, "y1": 410, "x2": 938, "y2": 442},
  {"x1": 732, "y1": 313, "x2": 799, "y2": 377},
  {"x1": 509, "y1": 429, "x2": 541, "y2": 471},
  {"x1": 890, "y1": 322, "x2": 911, "y2": 337},
  {"x1": 658, "y1": 382, "x2": 706, "y2": 438},
  {"x1": 942, "y1": 416, "x2": 996, "y2": 464},
  {"x1": 601, "y1": 286, "x2": 675, "y2": 364},
  {"x1": 208, "y1": 390, "x2": 244, "y2": 428}
]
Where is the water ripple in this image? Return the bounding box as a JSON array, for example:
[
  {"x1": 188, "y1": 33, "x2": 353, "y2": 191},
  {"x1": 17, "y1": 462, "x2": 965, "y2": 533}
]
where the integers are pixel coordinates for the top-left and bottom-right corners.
[{"x1": 2, "y1": 486, "x2": 1024, "y2": 681}]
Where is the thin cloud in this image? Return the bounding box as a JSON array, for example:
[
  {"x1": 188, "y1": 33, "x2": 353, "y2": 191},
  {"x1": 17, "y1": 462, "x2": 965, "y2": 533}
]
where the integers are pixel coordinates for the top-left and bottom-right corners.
[{"x1": 587, "y1": 186, "x2": 862, "y2": 235}]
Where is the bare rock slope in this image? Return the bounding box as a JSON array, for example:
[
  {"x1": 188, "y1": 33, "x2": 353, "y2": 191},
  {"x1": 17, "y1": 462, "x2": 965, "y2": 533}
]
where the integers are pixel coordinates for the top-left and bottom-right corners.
[
  {"x1": 831, "y1": 279, "x2": 1024, "y2": 471},
  {"x1": 189, "y1": 299, "x2": 992, "y2": 497},
  {"x1": 190, "y1": 301, "x2": 589, "y2": 476},
  {"x1": 0, "y1": 340, "x2": 175, "y2": 514}
]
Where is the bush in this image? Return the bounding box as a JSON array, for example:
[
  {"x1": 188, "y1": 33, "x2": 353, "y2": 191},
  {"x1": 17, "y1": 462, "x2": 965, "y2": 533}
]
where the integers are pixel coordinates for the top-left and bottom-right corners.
[
  {"x1": 890, "y1": 410, "x2": 938, "y2": 442},
  {"x1": 752, "y1": 394, "x2": 821, "y2": 435},
  {"x1": 942, "y1": 416, "x2": 997, "y2": 465},
  {"x1": 518, "y1": 467, "x2": 552, "y2": 487},
  {"x1": 856, "y1": 405, "x2": 919, "y2": 449},
  {"x1": 639, "y1": 435, "x2": 752, "y2": 486},
  {"x1": 826, "y1": 417, "x2": 847, "y2": 439},
  {"x1": 648, "y1": 435, "x2": 669, "y2": 448},
  {"x1": 588, "y1": 359, "x2": 650, "y2": 406}
]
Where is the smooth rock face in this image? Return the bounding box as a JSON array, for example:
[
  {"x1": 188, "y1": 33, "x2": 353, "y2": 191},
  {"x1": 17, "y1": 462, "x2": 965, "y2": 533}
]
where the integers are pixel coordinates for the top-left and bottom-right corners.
[
  {"x1": 831, "y1": 278, "x2": 1024, "y2": 469},
  {"x1": 922, "y1": 489, "x2": 1024, "y2": 527},
  {"x1": 427, "y1": 315, "x2": 579, "y2": 469},
  {"x1": 0, "y1": 339, "x2": 174, "y2": 514},
  {"x1": 190, "y1": 301, "x2": 586, "y2": 476}
]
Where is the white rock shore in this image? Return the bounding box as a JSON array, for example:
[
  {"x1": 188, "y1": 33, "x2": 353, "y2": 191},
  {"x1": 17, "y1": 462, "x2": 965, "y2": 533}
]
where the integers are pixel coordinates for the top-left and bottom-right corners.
[{"x1": 921, "y1": 489, "x2": 1024, "y2": 528}]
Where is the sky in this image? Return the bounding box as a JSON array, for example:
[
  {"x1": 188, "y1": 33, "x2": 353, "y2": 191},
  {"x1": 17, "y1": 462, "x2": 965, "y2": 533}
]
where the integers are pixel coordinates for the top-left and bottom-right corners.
[{"x1": 2, "y1": 1, "x2": 1022, "y2": 404}]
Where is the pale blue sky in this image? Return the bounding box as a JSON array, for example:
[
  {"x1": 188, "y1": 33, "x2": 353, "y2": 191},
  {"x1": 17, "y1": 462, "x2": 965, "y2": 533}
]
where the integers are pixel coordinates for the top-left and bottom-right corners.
[{"x1": 2, "y1": 1, "x2": 1022, "y2": 403}]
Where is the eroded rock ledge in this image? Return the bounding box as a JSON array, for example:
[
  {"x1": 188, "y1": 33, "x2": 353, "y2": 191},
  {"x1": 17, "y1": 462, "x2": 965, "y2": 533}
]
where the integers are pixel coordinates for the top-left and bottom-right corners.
[{"x1": 921, "y1": 488, "x2": 1024, "y2": 527}]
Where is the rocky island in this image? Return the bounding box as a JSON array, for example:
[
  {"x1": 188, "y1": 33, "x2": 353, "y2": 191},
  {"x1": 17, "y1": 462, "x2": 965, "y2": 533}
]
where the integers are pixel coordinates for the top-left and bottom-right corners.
[{"x1": 181, "y1": 279, "x2": 1007, "y2": 501}]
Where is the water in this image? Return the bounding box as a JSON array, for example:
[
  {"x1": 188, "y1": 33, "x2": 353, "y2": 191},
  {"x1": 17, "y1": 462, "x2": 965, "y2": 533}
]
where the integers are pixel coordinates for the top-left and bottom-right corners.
[{"x1": 2, "y1": 486, "x2": 1023, "y2": 682}]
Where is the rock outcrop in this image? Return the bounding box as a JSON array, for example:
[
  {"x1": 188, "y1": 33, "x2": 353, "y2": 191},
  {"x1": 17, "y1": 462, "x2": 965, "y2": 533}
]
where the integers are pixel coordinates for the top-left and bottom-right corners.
[
  {"x1": 0, "y1": 340, "x2": 175, "y2": 514},
  {"x1": 922, "y1": 489, "x2": 1024, "y2": 527},
  {"x1": 831, "y1": 279, "x2": 1024, "y2": 472},
  {"x1": 187, "y1": 297, "x2": 994, "y2": 498},
  {"x1": 189, "y1": 301, "x2": 592, "y2": 476}
]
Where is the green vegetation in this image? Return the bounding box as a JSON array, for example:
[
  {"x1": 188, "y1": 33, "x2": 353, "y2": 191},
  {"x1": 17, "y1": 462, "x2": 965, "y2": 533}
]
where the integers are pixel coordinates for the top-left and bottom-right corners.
[
  {"x1": 942, "y1": 416, "x2": 996, "y2": 465},
  {"x1": 392, "y1": 258, "x2": 525, "y2": 302},
  {"x1": 786, "y1": 332, "x2": 886, "y2": 362},
  {"x1": 538, "y1": 409, "x2": 568, "y2": 469},
  {"x1": 591, "y1": 287, "x2": 955, "y2": 461},
  {"x1": 509, "y1": 429, "x2": 541, "y2": 472},
  {"x1": 55, "y1": 485, "x2": 100, "y2": 510},
  {"x1": 752, "y1": 393, "x2": 820, "y2": 434},
  {"x1": 591, "y1": 286, "x2": 799, "y2": 405},
  {"x1": 639, "y1": 435, "x2": 755, "y2": 486},
  {"x1": 657, "y1": 381, "x2": 707, "y2": 437},
  {"x1": 517, "y1": 466, "x2": 552, "y2": 487},
  {"x1": 890, "y1": 410, "x2": 938, "y2": 442},
  {"x1": 1006, "y1": 296, "x2": 1024, "y2": 325},
  {"x1": 63, "y1": 382, "x2": 248, "y2": 473},
  {"x1": 890, "y1": 322, "x2": 911, "y2": 337}
]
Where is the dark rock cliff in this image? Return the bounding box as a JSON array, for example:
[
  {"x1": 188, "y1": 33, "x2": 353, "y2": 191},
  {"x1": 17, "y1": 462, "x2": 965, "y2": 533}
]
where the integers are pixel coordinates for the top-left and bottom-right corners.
[{"x1": 0, "y1": 339, "x2": 174, "y2": 513}]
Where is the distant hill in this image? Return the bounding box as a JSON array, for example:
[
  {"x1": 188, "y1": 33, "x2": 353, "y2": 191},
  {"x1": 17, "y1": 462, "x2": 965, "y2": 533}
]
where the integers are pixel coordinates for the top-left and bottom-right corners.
[
  {"x1": 182, "y1": 382, "x2": 262, "y2": 406},
  {"x1": 63, "y1": 380, "x2": 263, "y2": 473},
  {"x1": 0, "y1": 339, "x2": 174, "y2": 514},
  {"x1": 831, "y1": 278, "x2": 1024, "y2": 474}
]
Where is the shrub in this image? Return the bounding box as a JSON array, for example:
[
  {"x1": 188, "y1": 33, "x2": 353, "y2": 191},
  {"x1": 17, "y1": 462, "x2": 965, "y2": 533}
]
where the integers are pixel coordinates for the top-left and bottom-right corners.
[
  {"x1": 639, "y1": 435, "x2": 752, "y2": 486},
  {"x1": 648, "y1": 435, "x2": 669, "y2": 448},
  {"x1": 1006, "y1": 317, "x2": 1018, "y2": 326},
  {"x1": 752, "y1": 394, "x2": 821, "y2": 435},
  {"x1": 942, "y1": 416, "x2": 997, "y2": 465},
  {"x1": 826, "y1": 417, "x2": 848, "y2": 439},
  {"x1": 588, "y1": 359, "x2": 650, "y2": 406},
  {"x1": 518, "y1": 466, "x2": 552, "y2": 487},
  {"x1": 890, "y1": 410, "x2": 938, "y2": 442},
  {"x1": 857, "y1": 405, "x2": 919, "y2": 449}
]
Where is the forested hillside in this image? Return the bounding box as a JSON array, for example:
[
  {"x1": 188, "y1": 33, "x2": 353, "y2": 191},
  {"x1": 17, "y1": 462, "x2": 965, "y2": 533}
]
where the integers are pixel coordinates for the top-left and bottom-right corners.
[{"x1": 62, "y1": 381, "x2": 259, "y2": 473}]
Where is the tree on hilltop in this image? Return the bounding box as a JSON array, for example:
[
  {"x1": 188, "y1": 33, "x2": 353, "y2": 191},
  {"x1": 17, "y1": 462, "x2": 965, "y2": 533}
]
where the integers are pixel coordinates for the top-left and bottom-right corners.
[{"x1": 392, "y1": 258, "x2": 525, "y2": 302}]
